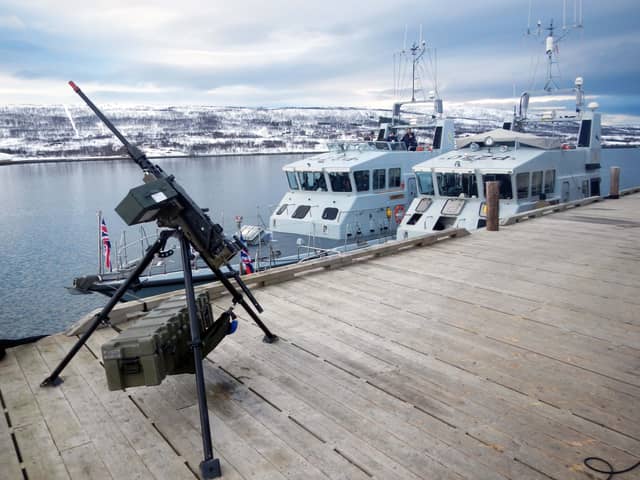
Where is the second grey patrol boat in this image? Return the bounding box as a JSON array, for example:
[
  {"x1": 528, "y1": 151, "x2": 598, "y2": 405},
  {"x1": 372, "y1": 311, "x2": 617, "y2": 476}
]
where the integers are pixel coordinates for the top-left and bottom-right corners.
[{"x1": 397, "y1": 16, "x2": 640, "y2": 239}]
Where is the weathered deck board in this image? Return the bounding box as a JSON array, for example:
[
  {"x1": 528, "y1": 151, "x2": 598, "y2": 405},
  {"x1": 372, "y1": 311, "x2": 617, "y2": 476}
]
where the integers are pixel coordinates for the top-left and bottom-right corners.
[
  {"x1": 249, "y1": 281, "x2": 640, "y2": 470},
  {"x1": 0, "y1": 387, "x2": 23, "y2": 480},
  {"x1": 48, "y1": 334, "x2": 196, "y2": 480},
  {"x1": 1, "y1": 193, "x2": 639, "y2": 479}
]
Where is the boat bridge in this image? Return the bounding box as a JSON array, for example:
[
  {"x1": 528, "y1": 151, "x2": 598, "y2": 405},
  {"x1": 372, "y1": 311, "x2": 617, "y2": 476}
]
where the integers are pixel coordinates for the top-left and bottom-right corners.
[{"x1": 1, "y1": 192, "x2": 639, "y2": 479}]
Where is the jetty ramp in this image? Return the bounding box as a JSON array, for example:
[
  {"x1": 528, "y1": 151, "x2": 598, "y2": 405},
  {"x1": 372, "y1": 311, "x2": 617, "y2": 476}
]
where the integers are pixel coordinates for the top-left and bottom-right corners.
[{"x1": 1, "y1": 193, "x2": 639, "y2": 479}]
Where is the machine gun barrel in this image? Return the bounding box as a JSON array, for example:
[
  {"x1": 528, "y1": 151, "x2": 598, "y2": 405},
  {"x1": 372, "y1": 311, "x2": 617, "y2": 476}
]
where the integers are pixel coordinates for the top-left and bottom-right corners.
[
  {"x1": 69, "y1": 80, "x2": 239, "y2": 268},
  {"x1": 68, "y1": 81, "x2": 160, "y2": 175}
]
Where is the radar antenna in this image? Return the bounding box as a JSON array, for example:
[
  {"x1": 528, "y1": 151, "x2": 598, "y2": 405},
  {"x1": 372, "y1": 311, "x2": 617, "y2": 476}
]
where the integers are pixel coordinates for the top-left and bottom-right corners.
[
  {"x1": 527, "y1": 0, "x2": 583, "y2": 93},
  {"x1": 392, "y1": 27, "x2": 442, "y2": 121}
]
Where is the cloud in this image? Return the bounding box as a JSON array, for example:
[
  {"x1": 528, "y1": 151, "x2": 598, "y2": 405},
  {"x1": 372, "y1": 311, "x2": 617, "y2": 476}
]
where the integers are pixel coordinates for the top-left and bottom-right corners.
[
  {"x1": 0, "y1": 15, "x2": 25, "y2": 29},
  {"x1": 0, "y1": 0, "x2": 638, "y2": 117},
  {"x1": 0, "y1": 72, "x2": 177, "y2": 103}
]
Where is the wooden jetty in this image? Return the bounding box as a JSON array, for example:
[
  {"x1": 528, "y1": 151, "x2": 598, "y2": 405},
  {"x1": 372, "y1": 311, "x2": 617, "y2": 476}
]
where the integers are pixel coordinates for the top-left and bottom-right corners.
[{"x1": 1, "y1": 193, "x2": 639, "y2": 479}]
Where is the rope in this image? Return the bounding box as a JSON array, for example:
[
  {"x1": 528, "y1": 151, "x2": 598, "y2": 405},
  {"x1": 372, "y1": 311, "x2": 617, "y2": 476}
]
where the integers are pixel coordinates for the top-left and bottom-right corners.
[{"x1": 583, "y1": 457, "x2": 640, "y2": 479}]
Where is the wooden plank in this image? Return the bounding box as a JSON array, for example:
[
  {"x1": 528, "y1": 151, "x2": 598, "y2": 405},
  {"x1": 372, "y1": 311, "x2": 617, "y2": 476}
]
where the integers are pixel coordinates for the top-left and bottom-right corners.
[
  {"x1": 214, "y1": 338, "x2": 469, "y2": 480},
  {"x1": 34, "y1": 338, "x2": 155, "y2": 480},
  {"x1": 50, "y1": 334, "x2": 196, "y2": 480},
  {"x1": 221, "y1": 294, "x2": 635, "y2": 480},
  {"x1": 13, "y1": 419, "x2": 70, "y2": 479},
  {"x1": 0, "y1": 398, "x2": 23, "y2": 480},
  {"x1": 60, "y1": 442, "x2": 113, "y2": 480},
  {"x1": 214, "y1": 360, "x2": 434, "y2": 480},
  {"x1": 200, "y1": 364, "x2": 372, "y2": 480},
  {"x1": 129, "y1": 385, "x2": 246, "y2": 480},
  {"x1": 375, "y1": 249, "x2": 639, "y2": 325},
  {"x1": 13, "y1": 341, "x2": 89, "y2": 452},
  {"x1": 269, "y1": 272, "x2": 640, "y2": 404},
  {"x1": 217, "y1": 332, "x2": 544, "y2": 480},
  {"x1": 258, "y1": 278, "x2": 640, "y2": 464},
  {"x1": 0, "y1": 348, "x2": 41, "y2": 429},
  {"x1": 171, "y1": 373, "x2": 329, "y2": 480},
  {"x1": 322, "y1": 264, "x2": 640, "y2": 387}
]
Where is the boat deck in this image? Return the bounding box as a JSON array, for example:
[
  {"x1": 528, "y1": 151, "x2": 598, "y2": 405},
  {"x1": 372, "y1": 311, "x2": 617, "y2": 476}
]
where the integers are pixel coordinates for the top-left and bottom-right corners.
[{"x1": 2, "y1": 194, "x2": 639, "y2": 479}]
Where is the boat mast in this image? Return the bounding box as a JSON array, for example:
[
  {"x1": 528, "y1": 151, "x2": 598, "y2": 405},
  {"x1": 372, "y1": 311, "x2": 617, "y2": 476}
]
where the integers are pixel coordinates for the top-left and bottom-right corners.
[
  {"x1": 410, "y1": 40, "x2": 426, "y2": 102},
  {"x1": 514, "y1": 0, "x2": 584, "y2": 124},
  {"x1": 528, "y1": 0, "x2": 583, "y2": 93}
]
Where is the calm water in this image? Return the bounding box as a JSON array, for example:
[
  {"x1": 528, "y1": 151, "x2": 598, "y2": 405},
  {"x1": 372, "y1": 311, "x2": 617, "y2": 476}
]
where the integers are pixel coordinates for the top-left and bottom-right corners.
[{"x1": 0, "y1": 154, "x2": 309, "y2": 339}]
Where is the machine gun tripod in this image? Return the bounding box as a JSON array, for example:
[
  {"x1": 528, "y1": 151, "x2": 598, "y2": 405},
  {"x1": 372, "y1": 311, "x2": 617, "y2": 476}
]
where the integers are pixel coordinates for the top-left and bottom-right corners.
[{"x1": 41, "y1": 82, "x2": 278, "y2": 479}]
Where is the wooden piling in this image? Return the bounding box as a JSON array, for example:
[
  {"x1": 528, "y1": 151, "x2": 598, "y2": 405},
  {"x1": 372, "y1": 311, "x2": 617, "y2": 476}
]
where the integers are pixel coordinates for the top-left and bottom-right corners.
[
  {"x1": 486, "y1": 181, "x2": 499, "y2": 231},
  {"x1": 609, "y1": 166, "x2": 620, "y2": 199}
]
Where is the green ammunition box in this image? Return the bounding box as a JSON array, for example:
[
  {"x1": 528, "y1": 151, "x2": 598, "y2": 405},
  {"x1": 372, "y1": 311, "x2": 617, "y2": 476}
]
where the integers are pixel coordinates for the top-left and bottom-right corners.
[
  {"x1": 102, "y1": 323, "x2": 171, "y2": 390},
  {"x1": 101, "y1": 292, "x2": 219, "y2": 390},
  {"x1": 115, "y1": 177, "x2": 180, "y2": 226}
]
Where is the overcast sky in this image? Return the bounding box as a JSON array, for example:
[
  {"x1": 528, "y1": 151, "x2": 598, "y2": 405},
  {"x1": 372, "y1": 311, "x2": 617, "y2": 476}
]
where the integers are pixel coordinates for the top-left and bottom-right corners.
[{"x1": 1, "y1": 0, "x2": 639, "y2": 116}]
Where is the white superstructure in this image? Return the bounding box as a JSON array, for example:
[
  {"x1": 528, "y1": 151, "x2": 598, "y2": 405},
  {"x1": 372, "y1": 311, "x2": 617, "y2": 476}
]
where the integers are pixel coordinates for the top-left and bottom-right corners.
[
  {"x1": 270, "y1": 113, "x2": 455, "y2": 243},
  {"x1": 397, "y1": 108, "x2": 612, "y2": 237}
]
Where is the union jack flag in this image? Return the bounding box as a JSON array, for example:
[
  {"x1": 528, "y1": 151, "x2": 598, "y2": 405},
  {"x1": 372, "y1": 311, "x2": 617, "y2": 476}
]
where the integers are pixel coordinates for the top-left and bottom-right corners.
[
  {"x1": 101, "y1": 218, "x2": 112, "y2": 272},
  {"x1": 239, "y1": 234, "x2": 254, "y2": 275}
]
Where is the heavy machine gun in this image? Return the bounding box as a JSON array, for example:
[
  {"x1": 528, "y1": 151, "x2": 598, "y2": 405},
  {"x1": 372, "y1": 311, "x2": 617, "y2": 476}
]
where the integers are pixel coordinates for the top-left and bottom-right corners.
[{"x1": 41, "y1": 82, "x2": 278, "y2": 479}]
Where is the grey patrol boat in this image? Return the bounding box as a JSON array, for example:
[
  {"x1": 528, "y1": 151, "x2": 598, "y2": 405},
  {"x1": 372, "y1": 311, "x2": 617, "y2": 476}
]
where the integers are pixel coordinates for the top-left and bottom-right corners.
[
  {"x1": 397, "y1": 16, "x2": 640, "y2": 238},
  {"x1": 270, "y1": 39, "x2": 456, "y2": 246}
]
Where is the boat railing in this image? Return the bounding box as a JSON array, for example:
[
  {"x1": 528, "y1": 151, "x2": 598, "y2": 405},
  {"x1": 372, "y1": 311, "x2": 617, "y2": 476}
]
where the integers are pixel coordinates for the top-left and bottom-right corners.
[
  {"x1": 327, "y1": 141, "x2": 407, "y2": 152},
  {"x1": 114, "y1": 226, "x2": 208, "y2": 278}
]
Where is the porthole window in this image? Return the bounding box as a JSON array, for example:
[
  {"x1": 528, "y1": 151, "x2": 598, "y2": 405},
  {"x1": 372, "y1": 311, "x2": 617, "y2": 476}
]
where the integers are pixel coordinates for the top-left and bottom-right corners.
[
  {"x1": 292, "y1": 205, "x2": 311, "y2": 219},
  {"x1": 322, "y1": 207, "x2": 338, "y2": 220}
]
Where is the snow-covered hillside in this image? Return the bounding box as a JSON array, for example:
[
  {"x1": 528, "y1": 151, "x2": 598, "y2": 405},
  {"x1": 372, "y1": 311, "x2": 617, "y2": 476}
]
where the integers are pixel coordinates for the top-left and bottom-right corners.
[{"x1": 0, "y1": 104, "x2": 638, "y2": 159}]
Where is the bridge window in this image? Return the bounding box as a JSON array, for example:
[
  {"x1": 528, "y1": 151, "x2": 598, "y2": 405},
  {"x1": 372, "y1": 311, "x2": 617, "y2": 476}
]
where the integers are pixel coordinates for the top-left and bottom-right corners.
[
  {"x1": 286, "y1": 171, "x2": 299, "y2": 190},
  {"x1": 354, "y1": 170, "x2": 370, "y2": 191},
  {"x1": 416, "y1": 172, "x2": 435, "y2": 195},
  {"x1": 544, "y1": 170, "x2": 556, "y2": 193},
  {"x1": 388, "y1": 168, "x2": 401, "y2": 188},
  {"x1": 516, "y1": 172, "x2": 530, "y2": 199},
  {"x1": 298, "y1": 171, "x2": 327, "y2": 191},
  {"x1": 407, "y1": 213, "x2": 423, "y2": 225},
  {"x1": 373, "y1": 169, "x2": 386, "y2": 190},
  {"x1": 482, "y1": 174, "x2": 513, "y2": 199},
  {"x1": 292, "y1": 205, "x2": 311, "y2": 219},
  {"x1": 578, "y1": 120, "x2": 592, "y2": 147},
  {"x1": 328, "y1": 172, "x2": 352, "y2": 192},
  {"x1": 531, "y1": 171, "x2": 543, "y2": 196},
  {"x1": 436, "y1": 172, "x2": 478, "y2": 198}
]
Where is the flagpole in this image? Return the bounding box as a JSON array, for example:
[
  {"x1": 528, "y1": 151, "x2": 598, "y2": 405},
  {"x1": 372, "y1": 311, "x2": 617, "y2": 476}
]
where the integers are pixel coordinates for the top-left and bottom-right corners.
[{"x1": 98, "y1": 210, "x2": 103, "y2": 275}]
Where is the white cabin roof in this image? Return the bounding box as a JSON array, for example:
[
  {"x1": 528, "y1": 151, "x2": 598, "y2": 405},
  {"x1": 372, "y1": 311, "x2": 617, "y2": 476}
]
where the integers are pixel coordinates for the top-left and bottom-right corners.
[
  {"x1": 414, "y1": 144, "x2": 546, "y2": 174},
  {"x1": 282, "y1": 142, "x2": 437, "y2": 172},
  {"x1": 457, "y1": 128, "x2": 564, "y2": 150},
  {"x1": 283, "y1": 148, "x2": 388, "y2": 172}
]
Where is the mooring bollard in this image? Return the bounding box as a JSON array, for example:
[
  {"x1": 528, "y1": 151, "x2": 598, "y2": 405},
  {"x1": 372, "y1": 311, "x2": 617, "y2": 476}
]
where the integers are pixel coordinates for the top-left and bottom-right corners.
[
  {"x1": 486, "y1": 181, "x2": 499, "y2": 231},
  {"x1": 609, "y1": 166, "x2": 620, "y2": 199}
]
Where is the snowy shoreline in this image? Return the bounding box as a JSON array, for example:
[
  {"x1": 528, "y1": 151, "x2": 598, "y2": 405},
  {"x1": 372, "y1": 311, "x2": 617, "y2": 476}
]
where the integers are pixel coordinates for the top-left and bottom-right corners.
[{"x1": 0, "y1": 149, "x2": 321, "y2": 166}]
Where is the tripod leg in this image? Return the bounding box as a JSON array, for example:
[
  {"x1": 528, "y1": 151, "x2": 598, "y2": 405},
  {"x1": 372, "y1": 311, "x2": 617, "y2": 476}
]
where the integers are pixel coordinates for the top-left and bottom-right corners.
[
  {"x1": 41, "y1": 231, "x2": 173, "y2": 387},
  {"x1": 211, "y1": 265, "x2": 278, "y2": 343},
  {"x1": 179, "y1": 234, "x2": 221, "y2": 479},
  {"x1": 224, "y1": 262, "x2": 263, "y2": 313}
]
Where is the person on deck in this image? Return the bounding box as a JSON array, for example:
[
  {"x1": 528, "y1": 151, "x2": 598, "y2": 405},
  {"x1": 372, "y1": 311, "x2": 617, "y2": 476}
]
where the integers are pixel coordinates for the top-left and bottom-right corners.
[
  {"x1": 402, "y1": 128, "x2": 417, "y2": 151},
  {"x1": 386, "y1": 130, "x2": 397, "y2": 142}
]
